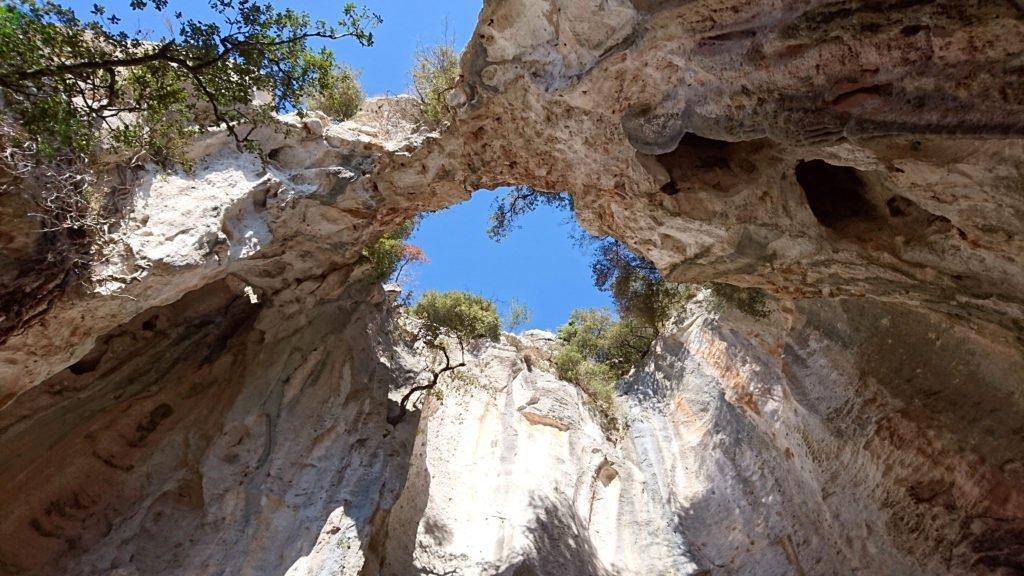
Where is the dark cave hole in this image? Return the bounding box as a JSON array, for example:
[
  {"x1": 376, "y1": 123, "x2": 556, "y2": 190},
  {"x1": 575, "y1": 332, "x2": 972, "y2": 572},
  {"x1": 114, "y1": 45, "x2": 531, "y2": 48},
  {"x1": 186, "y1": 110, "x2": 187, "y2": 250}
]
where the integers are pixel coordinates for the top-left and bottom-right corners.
[
  {"x1": 68, "y1": 342, "x2": 108, "y2": 375},
  {"x1": 660, "y1": 134, "x2": 736, "y2": 170},
  {"x1": 652, "y1": 133, "x2": 764, "y2": 196},
  {"x1": 795, "y1": 160, "x2": 874, "y2": 229}
]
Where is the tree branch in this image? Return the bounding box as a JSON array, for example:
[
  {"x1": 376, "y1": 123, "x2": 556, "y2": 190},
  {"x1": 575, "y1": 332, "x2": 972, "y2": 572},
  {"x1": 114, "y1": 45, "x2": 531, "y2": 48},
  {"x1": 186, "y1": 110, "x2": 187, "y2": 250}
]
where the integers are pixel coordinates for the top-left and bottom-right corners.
[
  {"x1": 12, "y1": 29, "x2": 357, "y2": 83},
  {"x1": 13, "y1": 42, "x2": 176, "y2": 81},
  {"x1": 387, "y1": 340, "x2": 465, "y2": 425}
]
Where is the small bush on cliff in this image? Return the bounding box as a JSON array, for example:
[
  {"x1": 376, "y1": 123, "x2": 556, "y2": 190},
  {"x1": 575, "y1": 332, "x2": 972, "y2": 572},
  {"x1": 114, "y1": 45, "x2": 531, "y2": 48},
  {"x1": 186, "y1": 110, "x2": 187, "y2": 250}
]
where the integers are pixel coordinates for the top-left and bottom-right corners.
[
  {"x1": 388, "y1": 290, "x2": 500, "y2": 425},
  {"x1": 412, "y1": 290, "x2": 501, "y2": 342},
  {"x1": 555, "y1": 309, "x2": 650, "y2": 377},
  {"x1": 411, "y1": 35, "x2": 460, "y2": 127},
  {"x1": 552, "y1": 308, "x2": 655, "y2": 431},
  {"x1": 363, "y1": 218, "x2": 427, "y2": 283},
  {"x1": 502, "y1": 298, "x2": 532, "y2": 332},
  {"x1": 553, "y1": 347, "x2": 618, "y2": 432},
  {"x1": 304, "y1": 65, "x2": 365, "y2": 120}
]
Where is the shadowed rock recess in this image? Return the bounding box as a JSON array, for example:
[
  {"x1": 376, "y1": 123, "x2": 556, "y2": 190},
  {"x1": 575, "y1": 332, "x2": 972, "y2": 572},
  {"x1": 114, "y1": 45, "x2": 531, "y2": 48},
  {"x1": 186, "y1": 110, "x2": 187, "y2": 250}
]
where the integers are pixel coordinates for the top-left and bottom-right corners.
[{"x1": 2, "y1": 1, "x2": 1024, "y2": 575}]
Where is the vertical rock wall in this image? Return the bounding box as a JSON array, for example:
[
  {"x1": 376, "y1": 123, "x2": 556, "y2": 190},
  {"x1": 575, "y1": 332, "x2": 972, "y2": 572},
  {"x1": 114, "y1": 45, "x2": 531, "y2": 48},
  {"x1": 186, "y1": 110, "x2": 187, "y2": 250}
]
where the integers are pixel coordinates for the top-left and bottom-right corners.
[
  {"x1": 1, "y1": 1, "x2": 1024, "y2": 574},
  {"x1": 0, "y1": 275, "x2": 421, "y2": 576},
  {"x1": 354, "y1": 296, "x2": 1024, "y2": 576},
  {"x1": 623, "y1": 297, "x2": 1024, "y2": 574}
]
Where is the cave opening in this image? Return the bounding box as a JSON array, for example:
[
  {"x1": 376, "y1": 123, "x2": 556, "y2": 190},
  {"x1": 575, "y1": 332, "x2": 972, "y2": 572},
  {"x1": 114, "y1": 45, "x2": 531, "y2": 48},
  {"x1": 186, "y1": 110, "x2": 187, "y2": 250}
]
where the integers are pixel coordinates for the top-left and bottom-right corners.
[
  {"x1": 393, "y1": 187, "x2": 615, "y2": 332},
  {"x1": 650, "y1": 133, "x2": 766, "y2": 197},
  {"x1": 795, "y1": 159, "x2": 875, "y2": 229},
  {"x1": 379, "y1": 185, "x2": 691, "y2": 434}
]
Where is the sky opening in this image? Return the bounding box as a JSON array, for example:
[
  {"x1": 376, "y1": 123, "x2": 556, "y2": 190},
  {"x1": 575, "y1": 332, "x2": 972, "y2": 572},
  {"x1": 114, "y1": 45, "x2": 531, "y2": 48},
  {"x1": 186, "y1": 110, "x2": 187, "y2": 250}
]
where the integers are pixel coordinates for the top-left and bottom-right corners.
[{"x1": 402, "y1": 189, "x2": 613, "y2": 332}]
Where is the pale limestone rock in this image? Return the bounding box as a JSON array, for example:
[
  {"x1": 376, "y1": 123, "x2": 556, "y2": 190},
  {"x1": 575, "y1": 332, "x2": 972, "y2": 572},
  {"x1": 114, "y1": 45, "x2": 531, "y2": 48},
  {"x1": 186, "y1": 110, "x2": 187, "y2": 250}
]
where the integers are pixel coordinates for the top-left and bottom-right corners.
[
  {"x1": 371, "y1": 333, "x2": 692, "y2": 576},
  {"x1": 1, "y1": 1, "x2": 1024, "y2": 575}
]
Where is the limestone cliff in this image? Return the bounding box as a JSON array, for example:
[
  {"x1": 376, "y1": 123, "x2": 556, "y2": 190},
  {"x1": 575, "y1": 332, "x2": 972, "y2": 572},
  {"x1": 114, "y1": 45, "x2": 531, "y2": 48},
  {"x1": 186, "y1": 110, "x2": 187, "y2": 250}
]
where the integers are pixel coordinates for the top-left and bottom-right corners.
[{"x1": 2, "y1": 0, "x2": 1024, "y2": 575}]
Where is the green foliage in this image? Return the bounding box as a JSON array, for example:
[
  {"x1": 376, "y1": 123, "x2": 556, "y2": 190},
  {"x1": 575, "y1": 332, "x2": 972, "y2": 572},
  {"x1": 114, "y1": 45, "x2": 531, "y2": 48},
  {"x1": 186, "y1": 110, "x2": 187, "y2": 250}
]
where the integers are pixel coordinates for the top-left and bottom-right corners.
[
  {"x1": 574, "y1": 361, "x2": 617, "y2": 412},
  {"x1": 0, "y1": 0, "x2": 379, "y2": 165},
  {"x1": 388, "y1": 288, "x2": 496, "y2": 425},
  {"x1": 706, "y1": 282, "x2": 771, "y2": 319},
  {"x1": 411, "y1": 36, "x2": 459, "y2": 127},
  {"x1": 304, "y1": 65, "x2": 364, "y2": 120},
  {"x1": 502, "y1": 298, "x2": 532, "y2": 332},
  {"x1": 552, "y1": 308, "x2": 656, "y2": 432},
  {"x1": 552, "y1": 345, "x2": 585, "y2": 384},
  {"x1": 556, "y1": 309, "x2": 648, "y2": 377},
  {"x1": 591, "y1": 238, "x2": 691, "y2": 330},
  {"x1": 557, "y1": 309, "x2": 615, "y2": 361},
  {"x1": 487, "y1": 187, "x2": 573, "y2": 241},
  {"x1": 363, "y1": 218, "x2": 418, "y2": 283},
  {"x1": 412, "y1": 290, "x2": 501, "y2": 343},
  {"x1": 602, "y1": 315, "x2": 656, "y2": 372},
  {"x1": 443, "y1": 369, "x2": 480, "y2": 395},
  {"x1": 553, "y1": 342, "x2": 619, "y2": 431}
]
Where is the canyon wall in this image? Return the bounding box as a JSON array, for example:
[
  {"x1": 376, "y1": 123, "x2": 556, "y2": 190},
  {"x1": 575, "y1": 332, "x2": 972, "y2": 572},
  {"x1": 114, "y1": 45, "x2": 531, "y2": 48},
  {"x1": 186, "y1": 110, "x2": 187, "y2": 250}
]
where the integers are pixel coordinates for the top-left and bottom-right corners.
[{"x1": 1, "y1": 0, "x2": 1024, "y2": 574}]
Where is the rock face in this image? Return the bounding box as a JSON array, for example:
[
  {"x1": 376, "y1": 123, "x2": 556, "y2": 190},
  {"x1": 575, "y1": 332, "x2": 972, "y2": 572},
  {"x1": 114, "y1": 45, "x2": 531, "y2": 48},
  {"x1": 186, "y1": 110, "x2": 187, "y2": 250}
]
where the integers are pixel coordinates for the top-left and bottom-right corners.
[
  {"x1": 623, "y1": 296, "x2": 1024, "y2": 574},
  {"x1": 376, "y1": 330, "x2": 690, "y2": 576},
  {"x1": 2, "y1": 0, "x2": 1024, "y2": 575},
  {"x1": 438, "y1": 0, "x2": 1024, "y2": 332},
  {"x1": 0, "y1": 113, "x2": 437, "y2": 575}
]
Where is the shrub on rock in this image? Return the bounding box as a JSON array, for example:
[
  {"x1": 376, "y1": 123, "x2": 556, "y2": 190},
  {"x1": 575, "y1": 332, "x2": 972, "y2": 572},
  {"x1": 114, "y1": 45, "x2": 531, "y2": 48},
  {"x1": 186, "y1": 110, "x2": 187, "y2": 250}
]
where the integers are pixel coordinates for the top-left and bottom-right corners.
[
  {"x1": 304, "y1": 65, "x2": 365, "y2": 121},
  {"x1": 411, "y1": 38, "x2": 459, "y2": 127},
  {"x1": 412, "y1": 290, "x2": 501, "y2": 342}
]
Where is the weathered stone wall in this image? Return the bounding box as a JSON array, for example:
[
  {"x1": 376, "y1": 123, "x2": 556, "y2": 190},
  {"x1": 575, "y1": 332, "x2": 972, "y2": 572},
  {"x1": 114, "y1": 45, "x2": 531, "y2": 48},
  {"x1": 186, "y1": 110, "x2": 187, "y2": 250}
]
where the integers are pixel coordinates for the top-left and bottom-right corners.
[
  {"x1": 0, "y1": 111, "x2": 433, "y2": 575},
  {"x1": 430, "y1": 0, "x2": 1024, "y2": 332},
  {"x1": 622, "y1": 296, "x2": 1024, "y2": 574},
  {"x1": 318, "y1": 294, "x2": 1021, "y2": 575},
  {"x1": 1, "y1": 0, "x2": 1023, "y2": 574},
  {"x1": 0, "y1": 270, "x2": 422, "y2": 576}
]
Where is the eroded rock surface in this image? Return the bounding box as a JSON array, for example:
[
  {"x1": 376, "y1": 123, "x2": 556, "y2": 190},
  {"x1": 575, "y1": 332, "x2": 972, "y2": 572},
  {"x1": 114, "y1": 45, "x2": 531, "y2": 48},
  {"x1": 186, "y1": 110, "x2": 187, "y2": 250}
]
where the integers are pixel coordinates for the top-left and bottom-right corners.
[
  {"x1": 430, "y1": 0, "x2": 1024, "y2": 333},
  {"x1": 2, "y1": 0, "x2": 1024, "y2": 574}
]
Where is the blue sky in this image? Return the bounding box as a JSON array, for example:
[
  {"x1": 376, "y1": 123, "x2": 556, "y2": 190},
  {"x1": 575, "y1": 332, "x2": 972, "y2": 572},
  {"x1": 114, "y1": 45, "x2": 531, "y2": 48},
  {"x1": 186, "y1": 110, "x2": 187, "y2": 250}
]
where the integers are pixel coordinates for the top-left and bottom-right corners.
[
  {"x1": 61, "y1": 0, "x2": 484, "y2": 95},
  {"x1": 403, "y1": 190, "x2": 613, "y2": 331},
  {"x1": 59, "y1": 0, "x2": 613, "y2": 330}
]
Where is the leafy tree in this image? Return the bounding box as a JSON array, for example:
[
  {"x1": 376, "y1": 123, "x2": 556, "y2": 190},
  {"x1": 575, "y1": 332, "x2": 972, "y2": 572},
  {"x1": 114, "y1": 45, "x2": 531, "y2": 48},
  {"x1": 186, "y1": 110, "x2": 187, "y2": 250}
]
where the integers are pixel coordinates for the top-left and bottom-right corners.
[
  {"x1": 555, "y1": 308, "x2": 650, "y2": 375},
  {"x1": 411, "y1": 290, "x2": 501, "y2": 342},
  {"x1": 591, "y1": 238, "x2": 692, "y2": 330},
  {"x1": 388, "y1": 290, "x2": 501, "y2": 424},
  {"x1": 410, "y1": 34, "x2": 459, "y2": 127},
  {"x1": 502, "y1": 298, "x2": 531, "y2": 332},
  {"x1": 601, "y1": 315, "x2": 656, "y2": 372},
  {"x1": 303, "y1": 64, "x2": 364, "y2": 120},
  {"x1": 0, "y1": 0, "x2": 380, "y2": 163},
  {"x1": 393, "y1": 243, "x2": 429, "y2": 284},
  {"x1": 487, "y1": 186, "x2": 573, "y2": 241},
  {"x1": 551, "y1": 307, "x2": 656, "y2": 432},
  {"x1": 363, "y1": 217, "x2": 420, "y2": 283},
  {"x1": 552, "y1": 343, "x2": 618, "y2": 432},
  {"x1": 552, "y1": 345, "x2": 586, "y2": 384},
  {"x1": 557, "y1": 309, "x2": 615, "y2": 361}
]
